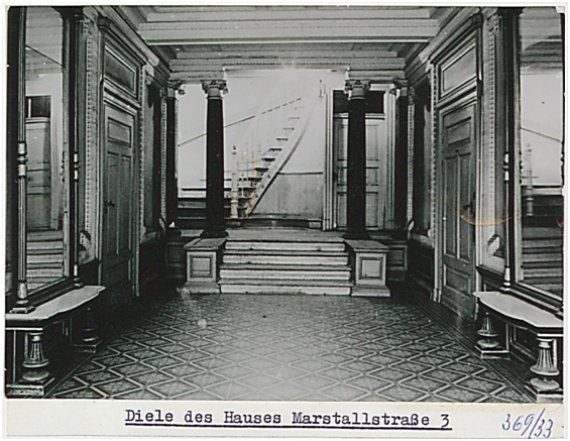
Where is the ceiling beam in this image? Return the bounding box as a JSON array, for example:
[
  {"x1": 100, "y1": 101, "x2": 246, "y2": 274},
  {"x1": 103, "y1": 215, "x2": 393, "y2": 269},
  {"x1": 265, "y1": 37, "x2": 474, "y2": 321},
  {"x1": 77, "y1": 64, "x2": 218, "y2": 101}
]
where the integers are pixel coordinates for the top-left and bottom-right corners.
[
  {"x1": 170, "y1": 58, "x2": 405, "y2": 71},
  {"x1": 145, "y1": 7, "x2": 432, "y2": 23},
  {"x1": 175, "y1": 49, "x2": 400, "y2": 60},
  {"x1": 170, "y1": 69, "x2": 405, "y2": 84},
  {"x1": 139, "y1": 19, "x2": 439, "y2": 46}
]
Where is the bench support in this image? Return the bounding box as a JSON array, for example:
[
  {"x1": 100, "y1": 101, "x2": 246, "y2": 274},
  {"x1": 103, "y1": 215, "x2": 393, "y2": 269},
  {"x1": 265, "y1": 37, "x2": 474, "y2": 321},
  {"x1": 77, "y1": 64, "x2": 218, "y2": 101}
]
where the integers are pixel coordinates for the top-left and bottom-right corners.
[
  {"x1": 5, "y1": 285, "x2": 104, "y2": 397},
  {"x1": 474, "y1": 291, "x2": 563, "y2": 403},
  {"x1": 7, "y1": 331, "x2": 55, "y2": 397},
  {"x1": 476, "y1": 312, "x2": 509, "y2": 358},
  {"x1": 526, "y1": 338, "x2": 562, "y2": 402}
]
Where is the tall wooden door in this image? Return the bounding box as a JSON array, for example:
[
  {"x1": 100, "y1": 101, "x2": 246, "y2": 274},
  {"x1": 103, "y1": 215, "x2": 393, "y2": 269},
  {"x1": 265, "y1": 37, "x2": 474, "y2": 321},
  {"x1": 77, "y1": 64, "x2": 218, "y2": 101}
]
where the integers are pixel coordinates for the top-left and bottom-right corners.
[
  {"x1": 440, "y1": 101, "x2": 477, "y2": 319},
  {"x1": 334, "y1": 116, "x2": 388, "y2": 230},
  {"x1": 102, "y1": 102, "x2": 136, "y2": 296}
]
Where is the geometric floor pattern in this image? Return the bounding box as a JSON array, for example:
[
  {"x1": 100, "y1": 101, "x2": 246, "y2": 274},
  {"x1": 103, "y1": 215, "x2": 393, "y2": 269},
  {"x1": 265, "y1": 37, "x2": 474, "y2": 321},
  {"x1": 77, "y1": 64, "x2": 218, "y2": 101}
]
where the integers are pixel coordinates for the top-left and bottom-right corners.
[{"x1": 48, "y1": 293, "x2": 531, "y2": 402}]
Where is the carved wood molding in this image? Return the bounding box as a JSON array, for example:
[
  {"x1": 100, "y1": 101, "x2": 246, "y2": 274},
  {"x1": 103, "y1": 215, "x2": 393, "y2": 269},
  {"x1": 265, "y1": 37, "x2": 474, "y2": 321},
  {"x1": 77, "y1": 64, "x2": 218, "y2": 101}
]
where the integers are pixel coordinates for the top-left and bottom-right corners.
[
  {"x1": 160, "y1": 94, "x2": 168, "y2": 224},
  {"x1": 83, "y1": 14, "x2": 99, "y2": 263},
  {"x1": 406, "y1": 87, "x2": 415, "y2": 226}
]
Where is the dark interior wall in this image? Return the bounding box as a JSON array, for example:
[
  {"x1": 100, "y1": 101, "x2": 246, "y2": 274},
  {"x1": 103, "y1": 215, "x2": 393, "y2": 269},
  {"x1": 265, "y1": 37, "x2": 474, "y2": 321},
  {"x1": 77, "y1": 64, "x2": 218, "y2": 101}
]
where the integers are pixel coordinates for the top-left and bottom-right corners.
[
  {"x1": 408, "y1": 80, "x2": 434, "y2": 293},
  {"x1": 408, "y1": 240, "x2": 434, "y2": 292},
  {"x1": 412, "y1": 81, "x2": 432, "y2": 234},
  {"x1": 143, "y1": 81, "x2": 162, "y2": 230},
  {"x1": 393, "y1": 91, "x2": 409, "y2": 230},
  {"x1": 6, "y1": 8, "x2": 22, "y2": 303}
]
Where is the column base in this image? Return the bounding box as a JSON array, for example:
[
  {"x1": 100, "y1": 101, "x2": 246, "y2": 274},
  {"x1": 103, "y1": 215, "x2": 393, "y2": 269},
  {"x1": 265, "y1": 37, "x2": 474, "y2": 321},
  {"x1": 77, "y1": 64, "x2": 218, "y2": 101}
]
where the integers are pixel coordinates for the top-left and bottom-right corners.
[
  {"x1": 71, "y1": 339, "x2": 102, "y2": 354},
  {"x1": 525, "y1": 382, "x2": 563, "y2": 403},
  {"x1": 351, "y1": 285, "x2": 391, "y2": 297},
  {"x1": 201, "y1": 229, "x2": 229, "y2": 239},
  {"x1": 177, "y1": 282, "x2": 221, "y2": 295},
  {"x1": 474, "y1": 343, "x2": 509, "y2": 359},
  {"x1": 9, "y1": 304, "x2": 36, "y2": 314},
  {"x1": 6, "y1": 376, "x2": 55, "y2": 398},
  {"x1": 343, "y1": 231, "x2": 370, "y2": 240}
]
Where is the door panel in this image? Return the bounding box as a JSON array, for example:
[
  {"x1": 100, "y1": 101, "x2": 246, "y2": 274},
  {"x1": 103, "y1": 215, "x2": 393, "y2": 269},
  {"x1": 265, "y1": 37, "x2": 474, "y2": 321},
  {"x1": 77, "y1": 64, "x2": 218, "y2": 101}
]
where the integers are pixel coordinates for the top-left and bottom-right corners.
[
  {"x1": 102, "y1": 103, "x2": 135, "y2": 296},
  {"x1": 441, "y1": 102, "x2": 476, "y2": 319},
  {"x1": 334, "y1": 116, "x2": 387, "y2": 230}
]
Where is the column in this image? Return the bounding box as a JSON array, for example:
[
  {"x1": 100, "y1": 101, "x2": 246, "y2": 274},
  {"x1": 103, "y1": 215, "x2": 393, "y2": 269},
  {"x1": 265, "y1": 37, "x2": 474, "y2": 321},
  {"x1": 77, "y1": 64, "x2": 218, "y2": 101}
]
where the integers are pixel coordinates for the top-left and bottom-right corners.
[
  {"x1": 201, "y1": 80, "x2": 228, "y2": 239},
  {"x1": 392, "y1": 79, "x2": 409, "y2": 230},
  {"x1": 343, "y1": 79, "x2": 370, "y2": 240},
  {"x1": 165, "y1": 85, "x2": 179, "y2": 227}
]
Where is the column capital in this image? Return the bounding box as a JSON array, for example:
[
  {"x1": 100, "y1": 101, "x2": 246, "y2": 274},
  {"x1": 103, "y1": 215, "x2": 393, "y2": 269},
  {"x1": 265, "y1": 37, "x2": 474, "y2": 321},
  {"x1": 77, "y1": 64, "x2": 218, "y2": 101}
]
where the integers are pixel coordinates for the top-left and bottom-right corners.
[
  {"x1": 202, "y1": 80, "x2": 228, "y2": 98},
  {"x1": 389, "y1": 78, "x2": 408, "y2": 97},
  {"x1": 167, "y1": 80, "x2": 185, "y2": 97},
  {"x1": 344, "y1": 80, "x2": 370, "y2": 99}
]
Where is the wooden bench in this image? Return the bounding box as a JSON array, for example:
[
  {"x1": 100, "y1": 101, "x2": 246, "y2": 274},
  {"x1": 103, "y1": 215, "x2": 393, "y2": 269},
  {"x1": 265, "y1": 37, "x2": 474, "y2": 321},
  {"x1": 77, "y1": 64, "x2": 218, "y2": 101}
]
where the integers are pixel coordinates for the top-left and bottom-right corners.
[
  {"x1": 5, "y1": 285, "x2": 105, "y2": 397},
  {"x1": 473, "y1": 291, "x2": 563, "y2": 403}
]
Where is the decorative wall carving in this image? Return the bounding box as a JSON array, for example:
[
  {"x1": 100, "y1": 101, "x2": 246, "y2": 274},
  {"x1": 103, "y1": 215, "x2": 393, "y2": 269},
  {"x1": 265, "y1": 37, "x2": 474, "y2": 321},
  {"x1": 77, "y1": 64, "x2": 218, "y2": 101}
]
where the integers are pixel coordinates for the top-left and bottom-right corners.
[{"x1": 83, "y1": 13, "x2": 100, "y2": 262}]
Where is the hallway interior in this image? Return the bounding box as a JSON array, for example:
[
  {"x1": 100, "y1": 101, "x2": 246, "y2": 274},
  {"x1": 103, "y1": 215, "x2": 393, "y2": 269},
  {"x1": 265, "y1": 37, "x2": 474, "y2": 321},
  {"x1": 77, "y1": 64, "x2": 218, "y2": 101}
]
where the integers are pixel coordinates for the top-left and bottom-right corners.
[{"x1": 47, "y1": 283, "x2": 532, "y2": 402}]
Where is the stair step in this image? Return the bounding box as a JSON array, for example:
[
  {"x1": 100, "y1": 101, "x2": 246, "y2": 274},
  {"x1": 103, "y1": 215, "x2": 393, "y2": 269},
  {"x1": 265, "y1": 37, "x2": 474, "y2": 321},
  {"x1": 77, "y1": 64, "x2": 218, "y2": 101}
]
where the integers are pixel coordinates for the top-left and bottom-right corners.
[
  {"x1": 27, "y1": 267, "x2": 63, "y2": 277},
  {"x1": 255, "y1": 165, "x2": 269, "y2": 172},
  {"x1": 27, "y1": 255, "x2": 63, "y2": 266},
  {"x1": 522, "y1": 227, "x2": 563, "y2": 239},
  {"x1": 220, "y1": 266, "x2": 351, "y2": 281},
  {"x1": 27, "y1": 246, "x2": 64, "y2": 255},
  {"x1": 226, "y1": 240, "x2": 345, "y2": 252},
  {"x1": 223, "y1": 253, "x2": 348, "y2": 266},
  {"x1": 262, "y1": 155, "x2": 276, "y2": 162},
  {"x1": 219, "y1": 279, "x2": 352, "y2": 295},
  {"x1": 522, "y1": 240, "x2": 562, "y2": 250},
  {"x1": 523, "y1": 267, "x2": 563, "y2": 277},
  {"x1": 268, "y1": 146, "x2": 283, "y2": 152},
  {"x1": 522, "y1": 254, "x2": 563, "y2": 268}
]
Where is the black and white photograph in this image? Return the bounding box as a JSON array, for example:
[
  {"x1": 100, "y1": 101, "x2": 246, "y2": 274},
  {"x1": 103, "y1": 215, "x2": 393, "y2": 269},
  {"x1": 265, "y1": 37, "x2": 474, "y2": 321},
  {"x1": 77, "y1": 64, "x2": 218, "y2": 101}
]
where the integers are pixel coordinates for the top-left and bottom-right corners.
[{"x1": 3, "y1": 3, "x2": 566, "y2": 437}]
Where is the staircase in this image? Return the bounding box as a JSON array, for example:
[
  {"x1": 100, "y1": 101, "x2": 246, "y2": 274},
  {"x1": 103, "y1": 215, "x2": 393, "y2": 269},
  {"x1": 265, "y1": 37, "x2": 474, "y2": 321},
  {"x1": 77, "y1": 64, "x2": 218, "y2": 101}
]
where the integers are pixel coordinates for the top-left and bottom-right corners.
[
  {"x1": 232, "y1": 94, "x2": 312, "y2": 218},
  {"x1": 522, "y1": 226, "x2": 563, "y2": 296},
  {"x1": 27, "y1": 230, "x2": 64, "y2": 291},
  {"x1": 219, "y1": 236, "x2": 352, "y2": 295}
]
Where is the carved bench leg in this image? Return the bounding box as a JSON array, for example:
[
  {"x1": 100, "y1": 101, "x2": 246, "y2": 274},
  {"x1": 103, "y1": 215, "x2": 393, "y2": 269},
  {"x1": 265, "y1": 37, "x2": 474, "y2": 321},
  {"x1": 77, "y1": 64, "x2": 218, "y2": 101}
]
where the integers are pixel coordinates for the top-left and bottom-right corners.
[
  {"x1": 6, "y1": 331, "x2": 54, "y2": 397},
  {"x1": 71, "y1": 306, "x2": 101, "y2": 353},
  {"x1": 526, "y1": 338, "x2": 562, "y2": 403},
  {"x1": 22, "y1": 332, "x2": 51, "y2": 382},
  {"x1": 475, "y1": 311, "x2": 508, "y2": 358}
]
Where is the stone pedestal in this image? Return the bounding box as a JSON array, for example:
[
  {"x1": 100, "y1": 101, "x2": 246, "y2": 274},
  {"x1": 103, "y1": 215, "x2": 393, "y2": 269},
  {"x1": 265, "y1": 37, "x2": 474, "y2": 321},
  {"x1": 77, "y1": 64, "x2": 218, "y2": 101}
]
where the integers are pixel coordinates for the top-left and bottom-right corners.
[
  {"x1": 345, "y1": 240, "x2": 390, "y2": 297},
  {"x1": 180, "y1": 237, "x2": 227, "y2": 294}
]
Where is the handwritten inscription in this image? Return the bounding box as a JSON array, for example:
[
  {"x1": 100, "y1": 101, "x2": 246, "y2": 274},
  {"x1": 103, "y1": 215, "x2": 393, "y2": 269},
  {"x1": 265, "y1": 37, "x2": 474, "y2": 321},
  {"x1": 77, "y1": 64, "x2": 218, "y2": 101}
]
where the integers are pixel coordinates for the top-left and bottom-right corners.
[{"x1": 502, "y1": 409, "x2": 553, "y2": 439}]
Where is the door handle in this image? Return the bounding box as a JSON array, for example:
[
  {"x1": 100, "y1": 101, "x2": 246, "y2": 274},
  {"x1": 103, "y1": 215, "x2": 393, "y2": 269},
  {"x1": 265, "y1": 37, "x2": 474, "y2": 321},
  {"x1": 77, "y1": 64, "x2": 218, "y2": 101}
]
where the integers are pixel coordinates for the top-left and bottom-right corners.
[{"x1": 104, "y1": 200, "x2": 116, "y2": 208}]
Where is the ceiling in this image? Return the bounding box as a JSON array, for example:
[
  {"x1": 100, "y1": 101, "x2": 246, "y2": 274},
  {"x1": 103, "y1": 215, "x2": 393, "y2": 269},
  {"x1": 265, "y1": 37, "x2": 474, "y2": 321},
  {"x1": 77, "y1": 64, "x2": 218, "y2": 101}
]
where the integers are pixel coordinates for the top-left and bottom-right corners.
[{"x1": 120, "y1": 6, "x2": 458, "y2": 84}]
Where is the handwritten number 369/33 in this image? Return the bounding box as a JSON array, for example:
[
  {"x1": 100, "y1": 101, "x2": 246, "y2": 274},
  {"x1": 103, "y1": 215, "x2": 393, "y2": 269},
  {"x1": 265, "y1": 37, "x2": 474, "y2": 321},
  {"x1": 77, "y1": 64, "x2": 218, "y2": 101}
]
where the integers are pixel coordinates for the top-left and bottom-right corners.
[{"x1": 502, "y1": 413, "x2": 553, "y2": 438}]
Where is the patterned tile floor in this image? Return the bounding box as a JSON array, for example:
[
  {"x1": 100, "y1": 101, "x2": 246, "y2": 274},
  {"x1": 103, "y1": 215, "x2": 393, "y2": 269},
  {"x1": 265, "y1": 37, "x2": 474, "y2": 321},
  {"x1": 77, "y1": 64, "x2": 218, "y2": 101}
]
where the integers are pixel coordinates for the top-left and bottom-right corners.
[{"x1": 47, "y1": 289, "x2": 532, "y2": 402}]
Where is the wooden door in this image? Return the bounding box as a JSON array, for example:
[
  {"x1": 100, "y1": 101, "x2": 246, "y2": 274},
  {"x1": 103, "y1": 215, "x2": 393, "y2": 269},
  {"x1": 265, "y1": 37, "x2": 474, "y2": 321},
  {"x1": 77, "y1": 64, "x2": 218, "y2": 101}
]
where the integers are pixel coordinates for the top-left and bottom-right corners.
[
  {"x1": 440, "y1": 102, "x2": 476, "y2": 319},
  {"x1": 334, "y1": 116, "x2": 387, "y2": 230},
  {"x1": 102, "y1": 103, "x2": 135, "y2": 295}
]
